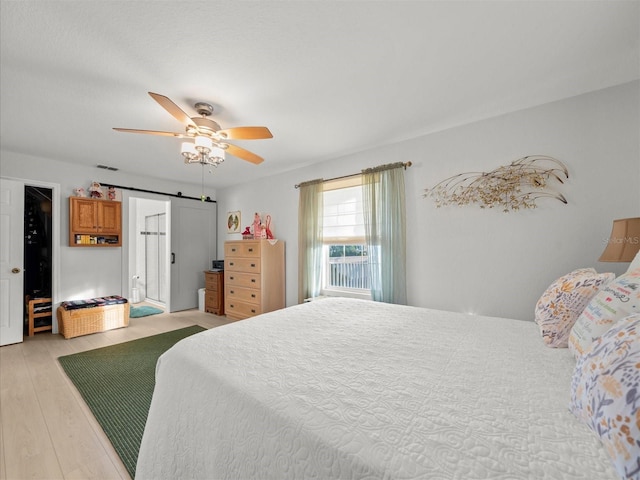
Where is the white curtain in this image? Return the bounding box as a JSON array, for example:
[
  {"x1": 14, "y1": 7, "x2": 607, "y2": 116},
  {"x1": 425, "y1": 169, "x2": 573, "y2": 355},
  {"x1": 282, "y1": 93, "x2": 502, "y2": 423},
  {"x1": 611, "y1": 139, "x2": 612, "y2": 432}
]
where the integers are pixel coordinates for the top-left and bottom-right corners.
[
  {"x1": 297, "y1": 179, "x2": 324, "y2": 303},
  {"x1": 362, "y1": 163, "x2": 407, "y2": 304}
]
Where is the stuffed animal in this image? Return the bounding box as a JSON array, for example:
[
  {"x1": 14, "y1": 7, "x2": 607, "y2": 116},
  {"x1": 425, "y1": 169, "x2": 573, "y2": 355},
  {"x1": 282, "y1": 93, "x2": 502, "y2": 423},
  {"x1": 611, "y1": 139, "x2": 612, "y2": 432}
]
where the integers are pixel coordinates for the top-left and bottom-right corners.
[
  {"x1": 89, "y1": 181, "x2": 104, "y2": 199},
  {"x1": 108, "y1": 186, "x2": 116, "y2": 201},
  {"x1": 74, "y1": 187, "x2": 86, "y2": 197}
]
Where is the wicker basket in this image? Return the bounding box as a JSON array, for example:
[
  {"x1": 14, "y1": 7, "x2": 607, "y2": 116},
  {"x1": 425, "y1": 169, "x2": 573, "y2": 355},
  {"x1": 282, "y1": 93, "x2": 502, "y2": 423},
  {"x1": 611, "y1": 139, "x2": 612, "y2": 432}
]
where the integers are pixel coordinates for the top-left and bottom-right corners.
[{"x1": 57, "y1": 303, "x2": 130, "y2": 339}]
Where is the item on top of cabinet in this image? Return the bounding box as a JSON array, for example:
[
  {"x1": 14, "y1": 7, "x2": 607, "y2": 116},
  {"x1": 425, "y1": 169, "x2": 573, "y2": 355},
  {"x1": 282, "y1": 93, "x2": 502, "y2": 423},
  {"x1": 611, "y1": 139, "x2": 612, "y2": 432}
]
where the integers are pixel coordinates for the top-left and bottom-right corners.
[
  {"x1": 108, "y1": 186, "x2": 117, "y2": 200},
  {"x1": 89, "y1": 181, "x2": 104, "y2": 199},
  {"x1": 74, "y1": 187, "x2": 87, "y2": 197},
  {"x1": 252, "y1": 212, "x2": 262, "y2": 239},
  {"x1": 241, "y1": 226, "x2": 253, "y2": 240},
  {"x1": 265, "y1": 215, "x2": 274, "y2": 239}
]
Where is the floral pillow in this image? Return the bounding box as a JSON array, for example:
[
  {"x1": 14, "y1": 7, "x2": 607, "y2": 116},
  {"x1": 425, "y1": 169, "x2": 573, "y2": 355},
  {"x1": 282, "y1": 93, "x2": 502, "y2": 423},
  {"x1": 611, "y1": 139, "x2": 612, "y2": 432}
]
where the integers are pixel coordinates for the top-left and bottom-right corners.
[
  {"x1": 569, "y1": 268, "x2": 640, "y2": 358},
  {"x1": 534, "y1": 268, "x2": 614, "y2": 348},
  {"x1": 569, "y1": 314, "x2": 640, "y2": 480}
]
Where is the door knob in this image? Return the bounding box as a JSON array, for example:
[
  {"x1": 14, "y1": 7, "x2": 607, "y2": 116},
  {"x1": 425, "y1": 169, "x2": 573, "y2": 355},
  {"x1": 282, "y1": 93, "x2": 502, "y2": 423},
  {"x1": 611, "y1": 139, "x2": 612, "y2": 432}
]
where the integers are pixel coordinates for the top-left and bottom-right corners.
[{"x1": 11, "y1": 267, "x2": 21, "y2": 274}]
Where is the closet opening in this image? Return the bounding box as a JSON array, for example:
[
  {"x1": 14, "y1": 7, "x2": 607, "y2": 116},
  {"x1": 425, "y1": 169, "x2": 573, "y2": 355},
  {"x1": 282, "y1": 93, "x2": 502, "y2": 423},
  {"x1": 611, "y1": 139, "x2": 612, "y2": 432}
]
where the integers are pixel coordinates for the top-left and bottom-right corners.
[{"x1": 24, "y1": 186, "x2": 53, "y2": 335}]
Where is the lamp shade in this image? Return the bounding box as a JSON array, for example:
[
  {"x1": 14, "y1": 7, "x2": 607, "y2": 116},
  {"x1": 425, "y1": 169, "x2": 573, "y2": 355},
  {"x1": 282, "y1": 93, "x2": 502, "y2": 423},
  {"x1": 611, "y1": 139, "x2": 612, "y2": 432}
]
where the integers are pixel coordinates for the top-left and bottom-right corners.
[
  {"x1": 181, "y1": 142, "x2": 197, "y2": 155},
  {"x1": 194, "y1": 136, "x2": 213, "y2": 150},
  {"x1": 211, "y1": 146, "x2": 225, "y2": 162},
  {"x1": 599, "y1": 217, "x2": 640, "y2": 262}
]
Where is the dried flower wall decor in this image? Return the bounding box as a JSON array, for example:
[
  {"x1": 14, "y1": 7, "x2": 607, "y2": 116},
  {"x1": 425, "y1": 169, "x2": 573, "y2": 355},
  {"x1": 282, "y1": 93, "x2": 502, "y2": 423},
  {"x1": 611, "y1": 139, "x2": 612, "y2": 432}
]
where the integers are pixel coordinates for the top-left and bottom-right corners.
[{"x1": 423, "y1": 155, "x2": 568, "y2": 212}]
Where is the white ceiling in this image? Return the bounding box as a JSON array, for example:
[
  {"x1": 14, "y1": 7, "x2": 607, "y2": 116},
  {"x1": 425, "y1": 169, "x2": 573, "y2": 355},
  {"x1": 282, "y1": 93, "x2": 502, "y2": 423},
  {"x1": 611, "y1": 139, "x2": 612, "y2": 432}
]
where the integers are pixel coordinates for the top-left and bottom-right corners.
[{"x1": 1, "y1": 1, "x2": 638, "y2": 190}]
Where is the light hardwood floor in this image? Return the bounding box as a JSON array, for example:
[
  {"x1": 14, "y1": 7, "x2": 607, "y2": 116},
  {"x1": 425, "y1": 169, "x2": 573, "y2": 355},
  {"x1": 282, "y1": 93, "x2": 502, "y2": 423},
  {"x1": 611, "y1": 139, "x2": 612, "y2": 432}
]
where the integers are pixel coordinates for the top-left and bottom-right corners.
[{"x1": 0, "y1": 307, "x2": 236, "y2": 480}]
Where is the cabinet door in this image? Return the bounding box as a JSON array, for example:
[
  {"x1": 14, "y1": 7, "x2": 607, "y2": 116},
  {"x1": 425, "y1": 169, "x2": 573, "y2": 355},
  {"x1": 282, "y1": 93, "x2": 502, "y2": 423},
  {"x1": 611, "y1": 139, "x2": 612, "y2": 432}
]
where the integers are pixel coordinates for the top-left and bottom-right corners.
[
  {"x1": 99, "y1": 201, "x2": 121, "y2": 234},
  {"x1": 71, "y1": 198, "x2": 98, "y2": 231}
]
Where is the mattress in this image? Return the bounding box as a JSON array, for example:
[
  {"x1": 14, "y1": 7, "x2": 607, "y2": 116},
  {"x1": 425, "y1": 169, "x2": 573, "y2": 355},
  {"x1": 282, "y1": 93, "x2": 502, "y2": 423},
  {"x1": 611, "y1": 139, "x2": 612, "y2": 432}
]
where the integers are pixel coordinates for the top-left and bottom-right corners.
[{"x1": 136, "y1": 298, "x2": 615, "y2": 479}]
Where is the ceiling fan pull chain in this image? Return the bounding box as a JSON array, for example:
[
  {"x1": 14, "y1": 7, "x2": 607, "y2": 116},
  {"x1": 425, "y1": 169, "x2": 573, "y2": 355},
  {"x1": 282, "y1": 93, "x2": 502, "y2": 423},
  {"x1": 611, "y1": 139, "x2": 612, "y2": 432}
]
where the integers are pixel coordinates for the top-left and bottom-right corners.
[{"x1": 201, "y1": 163, "x2": 206, "y2": 202}]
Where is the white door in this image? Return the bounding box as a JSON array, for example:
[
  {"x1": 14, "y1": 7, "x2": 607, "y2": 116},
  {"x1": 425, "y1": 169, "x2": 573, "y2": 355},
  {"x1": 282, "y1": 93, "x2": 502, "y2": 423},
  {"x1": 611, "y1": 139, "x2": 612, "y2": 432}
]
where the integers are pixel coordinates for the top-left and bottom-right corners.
[
  {"x1": 0, "y1": 178, "x2": 25, "y2": 346},
  {"x1": 170, "y1": 198, "x2": 216, "y2": 312}
]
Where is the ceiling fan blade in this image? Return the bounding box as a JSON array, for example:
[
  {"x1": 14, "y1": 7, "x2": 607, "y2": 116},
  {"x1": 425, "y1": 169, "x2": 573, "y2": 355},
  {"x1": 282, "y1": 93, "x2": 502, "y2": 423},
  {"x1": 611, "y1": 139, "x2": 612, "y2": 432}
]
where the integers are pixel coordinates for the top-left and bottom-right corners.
[
  {"x1": 225, "y1": 144, "x2": 264, "y2": 164},
  {"x1": 148, "y1": 92, "x2": 196, "y2": 128},
  {"x1": 218, "y1": 126, "x2": 273, "y2": 140},
  {"x1": 113, "y1": 128, "x2": 189, "y2": 138}
]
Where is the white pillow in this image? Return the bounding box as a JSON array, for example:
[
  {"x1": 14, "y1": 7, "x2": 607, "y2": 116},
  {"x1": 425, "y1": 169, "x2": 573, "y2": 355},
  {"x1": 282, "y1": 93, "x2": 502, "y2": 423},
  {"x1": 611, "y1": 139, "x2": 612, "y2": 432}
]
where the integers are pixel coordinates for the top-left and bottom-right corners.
[
  {"x1": 627, "y1": 249, "x2": 640, "y2": 273},
  {"x1": 568, "y1": 268, "x2": 640, "y2": 358}
]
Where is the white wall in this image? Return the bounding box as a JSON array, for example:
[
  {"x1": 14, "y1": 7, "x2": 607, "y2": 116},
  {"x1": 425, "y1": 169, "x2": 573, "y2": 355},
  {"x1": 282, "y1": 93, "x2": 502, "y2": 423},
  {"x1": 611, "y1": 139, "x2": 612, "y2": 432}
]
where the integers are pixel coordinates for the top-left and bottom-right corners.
[
  {"x1": 0, "y1": 151, "x2": 217, "y2": 314},
  {"x1": 216, "y1": 81, "x2": 640, "y2": 320}
]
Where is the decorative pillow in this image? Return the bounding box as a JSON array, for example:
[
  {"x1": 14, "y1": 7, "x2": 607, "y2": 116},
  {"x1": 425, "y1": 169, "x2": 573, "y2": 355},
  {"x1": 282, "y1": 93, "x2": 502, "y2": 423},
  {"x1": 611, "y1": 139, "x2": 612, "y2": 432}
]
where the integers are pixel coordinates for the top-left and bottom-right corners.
[
  {"x1": 569, "y1": 314, "x2": 640, "y2": 479},
  {"x1": 535, "y1": 268, "x2": 615, "y2": 348},
  {"x1": 569, "y1": 268, "x2": 640, "y2": 358}
]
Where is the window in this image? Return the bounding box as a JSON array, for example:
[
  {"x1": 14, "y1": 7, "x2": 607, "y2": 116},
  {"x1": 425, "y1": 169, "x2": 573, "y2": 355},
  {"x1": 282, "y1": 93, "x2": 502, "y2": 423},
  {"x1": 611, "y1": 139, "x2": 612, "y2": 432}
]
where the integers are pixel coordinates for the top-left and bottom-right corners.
[{"x1": 321, "y1": 178, "x2": 371, "y2": 299}]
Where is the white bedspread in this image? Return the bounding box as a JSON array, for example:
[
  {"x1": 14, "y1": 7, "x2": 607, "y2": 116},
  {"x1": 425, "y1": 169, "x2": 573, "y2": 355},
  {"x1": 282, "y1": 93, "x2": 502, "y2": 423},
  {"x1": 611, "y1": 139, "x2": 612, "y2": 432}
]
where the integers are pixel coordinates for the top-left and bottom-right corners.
[{"x1": 136, "y1": 298, "x2": 615, "y2": 479}]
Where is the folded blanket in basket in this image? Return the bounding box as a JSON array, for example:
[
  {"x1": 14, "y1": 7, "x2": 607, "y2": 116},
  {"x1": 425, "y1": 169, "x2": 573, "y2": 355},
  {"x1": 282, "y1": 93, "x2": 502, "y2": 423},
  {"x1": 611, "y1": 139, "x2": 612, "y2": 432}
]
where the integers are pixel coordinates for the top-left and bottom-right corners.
[{"x1": 61, "y1": 296, "x2": 128, "y2": 311}]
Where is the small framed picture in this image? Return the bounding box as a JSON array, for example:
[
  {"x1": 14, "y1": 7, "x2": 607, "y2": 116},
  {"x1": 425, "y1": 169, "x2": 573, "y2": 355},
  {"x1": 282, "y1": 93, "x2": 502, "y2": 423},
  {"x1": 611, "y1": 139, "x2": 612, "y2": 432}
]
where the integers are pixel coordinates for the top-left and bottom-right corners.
[{"x1": 227, "y1": 211, "x2": 241, "y2": 233}]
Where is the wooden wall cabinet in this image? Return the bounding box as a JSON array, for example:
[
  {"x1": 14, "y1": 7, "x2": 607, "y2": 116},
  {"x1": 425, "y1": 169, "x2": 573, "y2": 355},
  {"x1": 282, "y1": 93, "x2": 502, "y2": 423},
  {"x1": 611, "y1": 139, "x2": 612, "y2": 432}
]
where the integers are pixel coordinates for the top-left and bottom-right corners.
[
  {"x1": 204, "y1": 270, "x2": 224, "y2": 316},
  {"x1": 224, "y1": 240, "x2": 285, "y2": 320},
  {"x1": 69, "y1": 197, "x2": 122, "y2": 246}
]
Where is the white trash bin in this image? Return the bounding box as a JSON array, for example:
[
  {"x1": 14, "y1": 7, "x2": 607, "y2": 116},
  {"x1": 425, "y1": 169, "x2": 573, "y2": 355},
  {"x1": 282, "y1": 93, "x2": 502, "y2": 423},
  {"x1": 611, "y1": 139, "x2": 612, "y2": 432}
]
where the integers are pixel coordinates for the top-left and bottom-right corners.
[{"x1": 198, "y1": 288, "x2": 206, "y2": 312}]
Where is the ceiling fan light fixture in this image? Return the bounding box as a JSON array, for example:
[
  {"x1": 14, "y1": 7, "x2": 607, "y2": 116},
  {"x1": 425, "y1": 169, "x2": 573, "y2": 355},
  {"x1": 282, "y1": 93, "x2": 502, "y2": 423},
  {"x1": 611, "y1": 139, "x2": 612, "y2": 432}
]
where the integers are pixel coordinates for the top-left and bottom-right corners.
[
  {"x1": 210, "y1": 146, "x2": 225, "y2": 165},
  {"x1": 181, "y1": 138, "x2": 225, "y2": 167},
  {"x1": 194, "y1": 135, "x2": 213, "y2": 154},
  {"x1": 114, "y1": 92, "x2": 271, "y2": 167},
  {"x1": 181, "y1": 141, "x2": 197, "y2": 155}
]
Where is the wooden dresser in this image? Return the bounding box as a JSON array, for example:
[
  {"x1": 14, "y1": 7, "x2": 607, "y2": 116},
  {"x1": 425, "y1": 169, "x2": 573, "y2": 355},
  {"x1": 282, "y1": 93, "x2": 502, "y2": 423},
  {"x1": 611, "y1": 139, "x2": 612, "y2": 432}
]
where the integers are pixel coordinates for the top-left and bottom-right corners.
[
  {"x1": 224, "y1": 240, "x2": 285, "y2": 320},
  {"x1": 204, "y1": 270, "x2": 224, "y2": 316}
]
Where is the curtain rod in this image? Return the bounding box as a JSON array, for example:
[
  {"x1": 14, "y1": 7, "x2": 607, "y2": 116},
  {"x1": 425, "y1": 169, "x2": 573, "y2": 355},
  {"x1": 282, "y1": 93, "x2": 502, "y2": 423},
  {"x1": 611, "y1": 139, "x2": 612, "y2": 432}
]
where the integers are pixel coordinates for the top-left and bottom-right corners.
[
  {"x1": 294, "y1": 161, "x2": 412, "y2": 189},
  {"x1": 100, "y1": 182, "x2": 216, "y2": 203}
]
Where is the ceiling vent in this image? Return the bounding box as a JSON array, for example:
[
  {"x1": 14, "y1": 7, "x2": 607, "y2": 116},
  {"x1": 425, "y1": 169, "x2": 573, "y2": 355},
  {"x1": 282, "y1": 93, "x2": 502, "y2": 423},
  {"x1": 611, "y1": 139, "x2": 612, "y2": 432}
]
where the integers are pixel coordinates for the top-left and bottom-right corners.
[{"x1": 97, "y1": 164, "x2": 119, "y2": 171}]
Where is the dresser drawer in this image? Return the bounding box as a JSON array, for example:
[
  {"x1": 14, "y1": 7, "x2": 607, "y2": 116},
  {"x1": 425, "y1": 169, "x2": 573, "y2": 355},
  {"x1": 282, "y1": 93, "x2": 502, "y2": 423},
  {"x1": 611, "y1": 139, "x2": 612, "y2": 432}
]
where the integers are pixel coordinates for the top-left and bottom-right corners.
[
  {"x1": 225, "y1": 300, "x2": 262, "y2": 319},
  {"x1": 225, "y1": 271, "x2": 260, "y2": 289},
  {"x1": 226, "y1": 257, "x2": 261, "y2": 273},
  {"x1": 225, "y1": 242, "x2": 261, "y2": 258},
  {"x1": 226, "y1": 285, "x2": 261, "y2": 305},
  {"x1": 205, "y1": 291, "x2": 224, "y2": 315},
  {"x1": 205, "y1": 277, "x2": 220, "y2": 291}
]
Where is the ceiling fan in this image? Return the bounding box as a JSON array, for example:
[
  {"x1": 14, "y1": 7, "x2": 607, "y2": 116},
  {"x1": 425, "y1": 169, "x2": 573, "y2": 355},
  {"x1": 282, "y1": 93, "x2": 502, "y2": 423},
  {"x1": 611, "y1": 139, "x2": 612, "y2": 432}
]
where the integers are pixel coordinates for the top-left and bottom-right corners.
[{"x1": 113, "y1": 92, "x2": 272, "y2": 165}]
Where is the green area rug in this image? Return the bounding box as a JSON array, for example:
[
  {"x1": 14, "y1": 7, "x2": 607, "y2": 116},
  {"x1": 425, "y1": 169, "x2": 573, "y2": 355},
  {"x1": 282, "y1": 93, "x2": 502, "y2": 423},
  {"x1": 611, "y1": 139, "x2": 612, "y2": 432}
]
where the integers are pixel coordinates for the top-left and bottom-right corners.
[{"x1": 58, "y1": 325, "x2": 206, "y2": 478}]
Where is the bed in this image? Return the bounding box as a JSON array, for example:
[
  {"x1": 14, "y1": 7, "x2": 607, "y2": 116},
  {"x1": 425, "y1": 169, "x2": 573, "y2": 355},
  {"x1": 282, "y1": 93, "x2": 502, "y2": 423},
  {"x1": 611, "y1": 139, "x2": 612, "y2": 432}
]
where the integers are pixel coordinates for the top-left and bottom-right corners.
[{"x1": 136, "y1": 297, "x2": 617, "y2": 479}]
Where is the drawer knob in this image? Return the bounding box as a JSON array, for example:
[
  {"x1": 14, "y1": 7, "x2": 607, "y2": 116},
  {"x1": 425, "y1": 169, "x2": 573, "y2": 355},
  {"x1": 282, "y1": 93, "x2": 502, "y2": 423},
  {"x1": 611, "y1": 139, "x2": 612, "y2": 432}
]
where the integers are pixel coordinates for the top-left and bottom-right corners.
[
  {"x1": 251, "y1": 279, "x2": 256, "y2": 283},
  {"x1": 230, "y1": 290, "x2": 234, "y2": 294},
  {"x1": 229, "y1": 262, "x2": 234, "y2": 266},
  {"x1": 250, "y1": 263, "x2": 256, "y2": 268},
  {"x1": 251, "y1": 309, "x2": 256, "y2": 313},
  {"x1": 251, "y1": 294, "x2": 256, "y2": 298},
  {"x1": 248, "y1": 248, "x2": 253, "y2": 252},
  {"x1": 230, "y1": 304, "x2": 234, "y2": 308},
  {"x1": 231, "y1": 248, "x2": 237, "y2": 252},
  {"x1": 230, "y1": 276, "x2": 234, "y2": 280}
]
